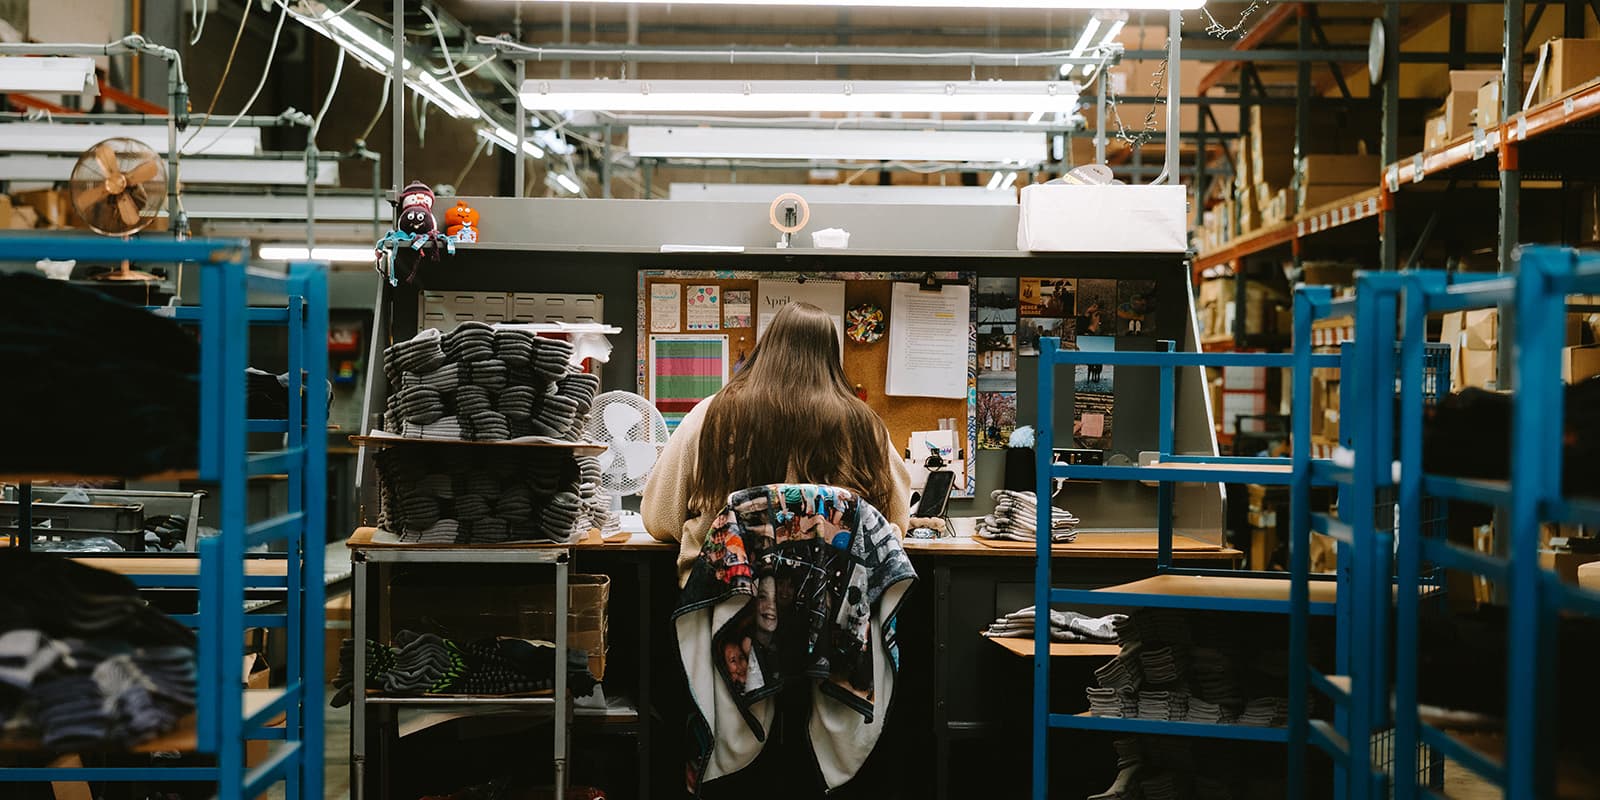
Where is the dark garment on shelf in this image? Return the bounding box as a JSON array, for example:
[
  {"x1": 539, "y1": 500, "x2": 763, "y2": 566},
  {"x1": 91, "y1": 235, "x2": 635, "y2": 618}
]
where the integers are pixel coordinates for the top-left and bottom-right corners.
[
  {"x1": 0, "y1": 273, "x2": 199, "y2": 476},
  {"x1": 1422, "y1": 377, "x2": 1600, "y2": 501}
]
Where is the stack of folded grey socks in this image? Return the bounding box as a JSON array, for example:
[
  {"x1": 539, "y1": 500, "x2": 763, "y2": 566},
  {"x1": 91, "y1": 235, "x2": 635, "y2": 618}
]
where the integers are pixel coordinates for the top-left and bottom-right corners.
[
  {"x1": 1084, "y1": 609, "x2": 1294, "y2": 731},
  {"x1": 383, "y1": 323, "x2": 601, "y2": 442},
  {"x1": 376, "y1": 447, "x2": 585, "y2": 543},
  {"x1": 974, "y1": 490, "x2": 1078, "y2": 542},
  {"x1": 981, "y1": 606, "x2": 1124, "y2": 642}
]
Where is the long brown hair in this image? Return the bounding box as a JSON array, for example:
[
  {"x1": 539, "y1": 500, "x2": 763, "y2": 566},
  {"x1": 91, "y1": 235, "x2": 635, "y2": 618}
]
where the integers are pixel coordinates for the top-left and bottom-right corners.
[{"x1": 689, "y1": 301, "x2": 895, "y2": 516}]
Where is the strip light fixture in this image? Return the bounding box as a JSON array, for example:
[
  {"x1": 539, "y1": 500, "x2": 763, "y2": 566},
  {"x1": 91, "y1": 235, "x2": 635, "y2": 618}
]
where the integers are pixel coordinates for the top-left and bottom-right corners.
[
  {"x1": 259, "y1": 244, "x2": 378, "y2": 263},
  {"x1": 511, "y1": 0, "x2": 1204, "y2": 8},
  {"x1": 522, "y1": 79, "x2": 1080, "y2": 114},
  {"x1": 0, "y1": 122, "x2": 261, "y2": 156},
  {"x1": 627, "y1": 126, "x2": 1047, "y2": 164},
  {"x1": 301, "y1": 8, "x2": 479, "y2": 120},
  {"x1": 0, "y1": 154, "x2": 337, "y2": 185},
  {"x1": 476, "y1": 125, "x2": 545, "y2": 158},
  {"x1": 0, "y1": 56, "x2": 99, "y2": 95},
  {"x1": 1080, "y1": 15, "x2": 1128, "y2": 76}
]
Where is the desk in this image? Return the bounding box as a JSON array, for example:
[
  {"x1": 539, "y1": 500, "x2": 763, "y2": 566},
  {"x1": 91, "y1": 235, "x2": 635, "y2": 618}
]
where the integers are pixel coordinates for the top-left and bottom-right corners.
[{"x1": 341, "y1": 527, "x2": 1239, "y2": 798}]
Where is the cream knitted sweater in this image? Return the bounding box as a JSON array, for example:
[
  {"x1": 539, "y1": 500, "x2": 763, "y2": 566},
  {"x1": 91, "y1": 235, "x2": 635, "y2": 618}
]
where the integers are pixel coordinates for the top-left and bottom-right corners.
[{"x1": 641, "y1": 396, "x2": 913, "y2": 587}]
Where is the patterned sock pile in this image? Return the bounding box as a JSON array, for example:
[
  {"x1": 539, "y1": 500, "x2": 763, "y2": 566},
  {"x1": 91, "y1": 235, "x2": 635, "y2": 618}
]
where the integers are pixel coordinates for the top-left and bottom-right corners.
[
  {"x1": 975, "y1": 489, "x2": 1079, "y2": 543},
  {"x1": 382, "y1": 324, "x2": 593, "y2": 444},
  {"x1": 375, "y1": 447, "x2": 585, "y2": 543},
  {"x1": 380, "y1": 632, "x2": 467, "y2": 695}
]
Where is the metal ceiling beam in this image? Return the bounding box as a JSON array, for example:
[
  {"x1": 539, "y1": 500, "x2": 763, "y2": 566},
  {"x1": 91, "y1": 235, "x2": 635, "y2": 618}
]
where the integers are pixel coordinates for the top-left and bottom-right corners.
[
  {"x1": 584, "y1": 115, "x2": 1087, "y2": 133},
  {"x1": 1196, "y1": 2, "x2": 1302, "y2": 95}
]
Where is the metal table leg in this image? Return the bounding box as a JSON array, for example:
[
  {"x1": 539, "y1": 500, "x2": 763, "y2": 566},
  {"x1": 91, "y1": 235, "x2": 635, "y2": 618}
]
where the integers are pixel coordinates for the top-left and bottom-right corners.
[
  {"x1": 637, "y1": 557, "x2": 652, "y2": 800},
  {"x1": 555, "y1": 553, "x2": 569, "y2": 800},
  {"x1": 351, "y1": 554, "x2": 367, "y2": 800}
]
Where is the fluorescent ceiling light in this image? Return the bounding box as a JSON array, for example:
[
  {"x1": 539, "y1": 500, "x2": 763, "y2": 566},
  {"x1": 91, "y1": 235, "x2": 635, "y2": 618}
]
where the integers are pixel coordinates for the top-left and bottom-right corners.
[
  {"x1": 985, "y1": 171, "x2": 1005, "y2": 191},
  {"x1": 412, "y1": 72, "x2": 480, "y2": 120},
  {"x1": 259, "y1": 244, "x2": 376, "y2": 263},
  {"x1": 1068, "y1": 18, "x2": 1102, "y2": 61},
  {"x1": 627, "y1": 126, "x2": 1047, "y2": 164},
  {"x1": 0, "y1": 154, "x2": 336, "y2": 185},
  {"x1": 510, "y1": 0, "x2": 1204, "y2": 8},
  {"x1": 477, "y1": 125, "x2": 544, "y2": 158},
  {"x1": 305, "y1": 9, "x2": 411, "y2": 72},
  {"x1": 522, "y1": 79, "x2": 1079, "y2": 114},
  {"x1": 669, "y1": 182, "x2": 1019, "y2": 206},
  {"x1": 1081, "y1": 18, "x2": 1128, "y2": 76},
  {"x1": 999, "y1": 171, "x2": 1019, "y2": 189},
  {"x1": 553, "y1": 173, "x2": 582, "y2": 194},
  {"x1": 0, "y1": 56, "x2": 98, "y2": 95},
  {"x1": 0, "y1": 122, "x2": 261, "y2": 156}
]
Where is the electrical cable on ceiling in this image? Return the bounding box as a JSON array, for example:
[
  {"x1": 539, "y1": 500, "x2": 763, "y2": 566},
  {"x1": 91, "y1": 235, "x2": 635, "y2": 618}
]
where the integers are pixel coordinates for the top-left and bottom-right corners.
[
  {"x1": 1201, "y1": 1, "x2": 1269, "y2": 40},
  {"x1": 358, "y1": 74, "x2": 392, "y2": 142},
  {"x1": 185, "y1": 1, "x2": 290, "y2": 155},
  {"x1": 183, "y1": 0, "x2": 254, "y2": 151},
  {"x1": 189, "y1": 0, "x2": 208, "y2": 45},
  {"x1": 274, "y1": 0, "x2": 362, "y2": 24},
  {"x1": 310, "y1": 48, "x2": 347, "y2": 143}
]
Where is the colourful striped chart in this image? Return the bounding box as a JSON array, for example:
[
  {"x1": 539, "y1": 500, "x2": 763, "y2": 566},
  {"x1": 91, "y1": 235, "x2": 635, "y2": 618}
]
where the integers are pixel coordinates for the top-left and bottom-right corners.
[{"x1": 649, "y1": 334, "x2": 730, "y2": 430}]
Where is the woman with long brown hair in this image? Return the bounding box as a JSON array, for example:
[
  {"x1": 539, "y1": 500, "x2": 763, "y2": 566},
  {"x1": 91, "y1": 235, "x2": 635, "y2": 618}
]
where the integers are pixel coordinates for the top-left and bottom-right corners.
[{"x1": 643, "y1": 300, "x2": 912, "y2": 584}]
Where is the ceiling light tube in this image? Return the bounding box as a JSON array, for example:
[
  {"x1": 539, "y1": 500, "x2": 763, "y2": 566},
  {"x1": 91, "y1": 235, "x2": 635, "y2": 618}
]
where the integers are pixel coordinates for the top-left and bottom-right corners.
[
  {"x1": 554, "y1": 173, "x2": 582, "y2": 194},
  {"x1": 413, "y1": 72, "x2": 481, "y2": 119},
  {"x1": 985, "y1": 171, "x2": 1005, "y2": 191},
  {"x1": 0, "y1": 56, "x2": 98, "y2": 95},
  {"x1": 0, "y1": 154, "x2": 335, "y2": 185},
  {"x1": 1082, "y1": 19, "x2": 1128, "y2": 76},
  {"x1": 1000, "y1": 171, "x2": 1019, "y2": 189},
  {"x1": 476, "y1": 125, "x2": 545, "y2": 158},
  {"x1": 522, "y1": 79, "x2": 1079, "y2": 115},
  {"x1": 259, "y1": 244, "x2": 376, "y2": 263},
  {"x1": 627, "y1": 126, "x2": 1047, "y2": 163},
  {"x1": 510, "y1": 0, "x2": 1204, "y2": 8},
  {"x1": 1068, "y1": 18, "x2": 1102, "y2": 60},
  {"x1": 0, "y1": 122, "x2": 261, "y2": 156}
]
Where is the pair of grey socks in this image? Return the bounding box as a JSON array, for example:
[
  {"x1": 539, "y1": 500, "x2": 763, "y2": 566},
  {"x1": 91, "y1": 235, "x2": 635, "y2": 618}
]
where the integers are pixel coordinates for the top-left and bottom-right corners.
[{"x1": 982, "y1": 607, "x2": 1124, "y2": 642}]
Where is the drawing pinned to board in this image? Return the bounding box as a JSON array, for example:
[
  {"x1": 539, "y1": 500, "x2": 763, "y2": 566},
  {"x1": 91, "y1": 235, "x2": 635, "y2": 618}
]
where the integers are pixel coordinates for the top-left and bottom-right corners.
[
  {"x1": 686, "y1": 285, "x2": 721, "y2": 330},
  {"x1": 1075, "y1": 279, "x2": 1117, "y2": 338},
  {"x1": 1117, "y1": 279, "x2": 1158, "y2": 337},
  {"x1": 1018, "y1": 316, "x2": 1074, "y2": 357},
  {"x1": 1073, "y1": 335, "x2": 1115, "y2": 450},
  {"x1": 723, "y1": 290, "x2": 752, "y2": 328},
  {"x1": 1019, "y1": 278, "x2": 1075, "y2": 318},
  {"x1": 977, "y1": 392, "x2": 1017, "y2": 450},
  {"x1": 649, "y1": 283, "x2": 681, "y2": 333},
  {"x1": 977, "y1": 277, "x2": 1017, "y2": 392},
  {"x1": 649, "y1": 334, "x2": 729, "y2": 431}
]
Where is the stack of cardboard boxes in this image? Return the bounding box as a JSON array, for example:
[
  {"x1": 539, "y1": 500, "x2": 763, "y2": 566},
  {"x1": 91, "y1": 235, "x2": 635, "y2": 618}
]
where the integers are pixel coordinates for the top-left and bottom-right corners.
[{"x1": 1439, "y1": 307, "x2": 1600, "y2": 390}]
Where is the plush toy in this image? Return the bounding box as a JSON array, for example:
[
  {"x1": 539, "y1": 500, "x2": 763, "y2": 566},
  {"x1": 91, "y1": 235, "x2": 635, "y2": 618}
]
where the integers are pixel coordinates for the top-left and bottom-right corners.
[
  {"x1": 444, "y1": 200, "x2": 479, "y2": 243},
  {"x1": 374, "y1": 181, "x2": 455, "y2": 284}
]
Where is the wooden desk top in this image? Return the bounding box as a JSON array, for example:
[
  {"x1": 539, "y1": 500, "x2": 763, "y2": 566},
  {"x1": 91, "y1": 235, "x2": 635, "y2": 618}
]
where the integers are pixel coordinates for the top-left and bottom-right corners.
[{"x1": 347, "y1": 527, "x2": 1241, "y2": 562}]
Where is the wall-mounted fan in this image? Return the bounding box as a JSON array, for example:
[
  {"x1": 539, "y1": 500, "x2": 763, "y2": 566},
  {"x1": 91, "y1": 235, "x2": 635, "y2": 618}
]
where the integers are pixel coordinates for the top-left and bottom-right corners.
[
  {"x1": 69, "y1": 137, "x2": 166, "y2": 281},
  {"x1": 582, "y1": 391, "x2": 671, "y2": 542}
]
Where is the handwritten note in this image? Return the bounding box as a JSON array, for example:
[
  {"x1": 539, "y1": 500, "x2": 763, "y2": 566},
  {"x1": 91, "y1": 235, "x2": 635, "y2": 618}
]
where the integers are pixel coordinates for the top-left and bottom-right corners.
[
  {"x1": 649, "y1": 283, "x2": 681, "y2": 333},
  {"x1": 686, "y1": 285, "x2": 721, "y2": 330}
]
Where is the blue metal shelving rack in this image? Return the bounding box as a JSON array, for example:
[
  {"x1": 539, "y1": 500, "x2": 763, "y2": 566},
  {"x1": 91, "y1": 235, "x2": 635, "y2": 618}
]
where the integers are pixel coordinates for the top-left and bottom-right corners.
[
  {"x1": 0, "y1": 236, "x2": 327, "y2": 800},
  {"x1": 1029, "y1": 337, "x2": 1345, "y2": 800},
  {"x1": 1290, "y1": 246, "x2": 1600, "y2": 799}
]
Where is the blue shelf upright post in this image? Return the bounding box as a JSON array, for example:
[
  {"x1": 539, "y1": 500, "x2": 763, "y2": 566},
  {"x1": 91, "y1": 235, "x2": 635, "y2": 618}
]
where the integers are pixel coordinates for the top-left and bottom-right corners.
[{"x1": 1030, "y1": 334, "x2": 1058, "y2": 800}]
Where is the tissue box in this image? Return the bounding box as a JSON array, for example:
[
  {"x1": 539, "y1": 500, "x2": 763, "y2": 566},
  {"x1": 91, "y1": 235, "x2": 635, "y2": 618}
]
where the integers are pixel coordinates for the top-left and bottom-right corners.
[{"x1": 1017, "y1": 183, "x2": 1187, "y2": 253}]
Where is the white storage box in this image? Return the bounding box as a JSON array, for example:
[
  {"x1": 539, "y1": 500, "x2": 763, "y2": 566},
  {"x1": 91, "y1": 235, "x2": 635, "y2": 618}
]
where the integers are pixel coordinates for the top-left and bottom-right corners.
[{"x1": 1016, "y1": 183, "x2": 1187, "y2": 253}]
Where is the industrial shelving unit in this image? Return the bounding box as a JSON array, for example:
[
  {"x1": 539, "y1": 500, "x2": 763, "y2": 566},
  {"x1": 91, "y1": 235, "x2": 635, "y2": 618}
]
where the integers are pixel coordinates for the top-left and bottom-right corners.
[
  {"x1": 0, "y1": 236, "x2": 328, "y2": 799},
  {"x1": 1027, "y1": 336, "x2": 1345, "y2": 799},
  {"x1": 347, "y1": 527, "x2": 576, "y2": 800},
  {"x1": 1296, "y1": 247, "x2": 1600, "y2": 800}
]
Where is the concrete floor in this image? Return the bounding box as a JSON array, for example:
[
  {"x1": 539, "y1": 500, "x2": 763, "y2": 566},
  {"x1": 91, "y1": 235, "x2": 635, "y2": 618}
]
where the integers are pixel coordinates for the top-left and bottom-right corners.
[{"x1": 266, "y1": 690, "x2": 349, "y2": 800}]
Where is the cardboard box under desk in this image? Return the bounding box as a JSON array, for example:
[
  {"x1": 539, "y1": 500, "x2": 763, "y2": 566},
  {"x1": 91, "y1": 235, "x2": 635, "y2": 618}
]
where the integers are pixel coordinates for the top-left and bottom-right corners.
[{"x1": 387, "y1": 572, "x2": 609, "y2": 680}]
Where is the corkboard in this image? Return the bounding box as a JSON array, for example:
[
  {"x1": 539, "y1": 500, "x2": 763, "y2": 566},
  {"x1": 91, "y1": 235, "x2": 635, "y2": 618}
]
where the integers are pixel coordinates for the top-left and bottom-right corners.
[{"x1": 638, "y1": 270, "x2": 977, "y2": 495}]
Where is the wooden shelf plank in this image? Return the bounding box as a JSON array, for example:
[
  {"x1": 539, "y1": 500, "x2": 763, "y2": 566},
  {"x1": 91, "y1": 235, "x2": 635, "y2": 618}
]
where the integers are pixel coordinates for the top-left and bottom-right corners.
[
  {"x1": 985, "y1": 636, "x2": 1120, "y2": 658},
  {"x1": 1096, "y1": 574, "x2": 1338, "y2": 604},
  {"x1": 0, "y1": 689, "x2": 281, "y2": 755},
  {"x1": 350, "y1": 432, "x2": 605, "y2": 456}
]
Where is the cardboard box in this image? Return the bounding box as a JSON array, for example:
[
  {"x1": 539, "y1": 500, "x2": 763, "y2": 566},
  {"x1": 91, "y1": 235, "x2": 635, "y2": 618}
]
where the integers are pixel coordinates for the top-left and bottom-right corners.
[
  {"x1": 1425, "y1": 111, "x2": 1451, "y2": 151},
  {"x1": 1477, "y1": 79, "x2": 1502, "y2": 129},
  {"x1": 1442, "y1": 70, "x2": 1500, "y2": 140},
  {"x1": 1579, "y1": 561, "x2": 1600, "y2": 590},
  {"x1": 1442, "y1": 309, "x2": 1500, "y2": 391},
  {"x1": 1564, "y1": 343, "x2": 1600, "y2": 383},
  {"x1": 389, "y1": 573, "x2": 610, "y2": 680},
  {"x1": 1300, "y1": 154, "x2": 1380, "y2": 188},
  {"x1": 1536, "y1": 38, "x2": 1600, "y2": 104},
  {"x1": 1299, "y1": 185, "x2": 1364, "y2": 212},
  {"x1": 325, "y1": 593, "x2": 351, "y2": 686},
  {"x1": 12, "y1": 189, "x2": 74, "y2": 229}
]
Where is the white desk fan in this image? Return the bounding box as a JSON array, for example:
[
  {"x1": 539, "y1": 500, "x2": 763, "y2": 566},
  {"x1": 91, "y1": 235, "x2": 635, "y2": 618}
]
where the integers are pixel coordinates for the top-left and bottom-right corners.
[{"x1": 582, "y1": 391, "x2": 670, "y2": 542}]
